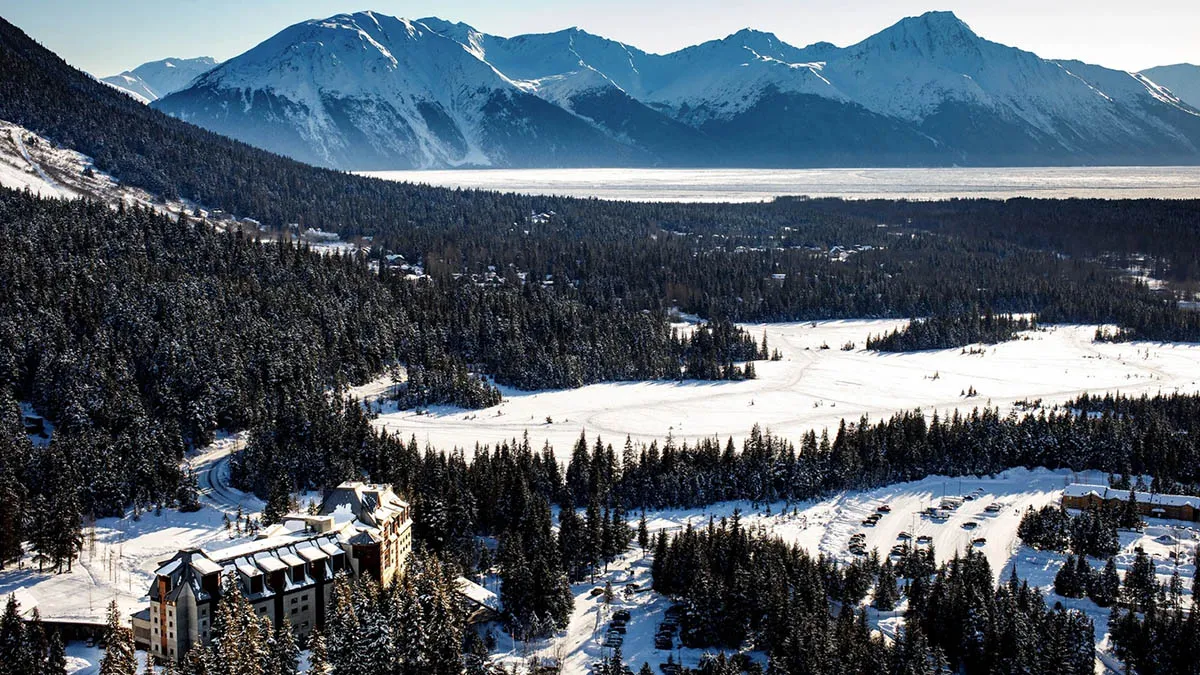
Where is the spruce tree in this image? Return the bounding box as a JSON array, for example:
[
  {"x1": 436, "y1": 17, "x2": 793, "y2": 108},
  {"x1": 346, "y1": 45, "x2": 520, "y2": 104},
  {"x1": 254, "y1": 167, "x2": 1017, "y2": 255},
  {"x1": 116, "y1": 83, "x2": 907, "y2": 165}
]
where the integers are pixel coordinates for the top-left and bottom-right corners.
[
  {"x1": 1090, "y1": 557, "x2": 1120, "y2": 608},
  {"x1": 46, "y1": 630, "x2": 67, "y2": 675},
  {"x1": 0, "y1": 595, "x2": 28, "y2": 675},
  {"x1": 1055, "y1": 555, "x2": 1079, "y2": 598},
  {"x1": 271, "y1": 619, "x2": 299, "y2": 675},
  {"x1": 874, "y1": 560, "x2": 899, "y2": 611},
  {"x1": 99, "y1": 601, "x2": 137, "y2": 675},
  {"x1": 306, "y1": 628, "x2": 329, "y2": 675},
  {"x1": 1123, "y1": 547, "x2": 1158, "y2": 612},
  {"x1": 636, "y1": 512, "x2": 649, "y2": 553},
  {"x1": 1119, "y1": 490, "x2": 1143, "y2": 530},
  {"x1": 324, "y1": 575, "x2": 361, "y2": 675}
]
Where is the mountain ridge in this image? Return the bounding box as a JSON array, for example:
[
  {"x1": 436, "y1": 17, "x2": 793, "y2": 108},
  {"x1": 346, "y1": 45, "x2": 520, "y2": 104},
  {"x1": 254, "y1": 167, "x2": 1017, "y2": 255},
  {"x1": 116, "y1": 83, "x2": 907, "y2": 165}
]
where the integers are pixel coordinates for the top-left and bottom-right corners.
[
  {"x1": 101, "y1": 56, "x2": 217, "y2": 102},
  {"x1": 146, "y1": 10, "x2": 1200, "y2": 169}
]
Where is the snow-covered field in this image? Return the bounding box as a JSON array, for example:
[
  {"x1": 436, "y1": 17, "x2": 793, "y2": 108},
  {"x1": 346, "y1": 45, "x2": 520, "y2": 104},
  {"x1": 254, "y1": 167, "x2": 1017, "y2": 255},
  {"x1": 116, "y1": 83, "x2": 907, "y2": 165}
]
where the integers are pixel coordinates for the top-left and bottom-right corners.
[
  {"x1": 374, "y1": 321, "x2": 1200, "y2": 455},
  {"x1": 494, "y1": 468, "x2": 1195, "y2": 674},
  {"x1": 363, "y1": 166, "x2": 1200, "y2": 202}
]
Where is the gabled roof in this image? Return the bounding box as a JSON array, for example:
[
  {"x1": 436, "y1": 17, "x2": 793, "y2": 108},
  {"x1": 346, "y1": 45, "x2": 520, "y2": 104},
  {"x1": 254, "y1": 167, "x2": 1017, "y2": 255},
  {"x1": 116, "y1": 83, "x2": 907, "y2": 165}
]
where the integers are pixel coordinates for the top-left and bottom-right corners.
[
  {"x1": 318, "y1": 481, "x2": 408, "y2": 530},
  {"x1": 455, "y1": 576, "x2": 501, "y2": 612}
]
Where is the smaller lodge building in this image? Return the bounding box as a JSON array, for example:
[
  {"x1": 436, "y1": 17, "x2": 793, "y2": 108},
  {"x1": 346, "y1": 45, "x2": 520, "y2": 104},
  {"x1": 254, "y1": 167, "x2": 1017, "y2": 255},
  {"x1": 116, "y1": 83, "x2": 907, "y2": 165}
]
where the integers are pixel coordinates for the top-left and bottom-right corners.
[{"x1": 1062, "y1": 483, "x2": 1200, "y2": 522}]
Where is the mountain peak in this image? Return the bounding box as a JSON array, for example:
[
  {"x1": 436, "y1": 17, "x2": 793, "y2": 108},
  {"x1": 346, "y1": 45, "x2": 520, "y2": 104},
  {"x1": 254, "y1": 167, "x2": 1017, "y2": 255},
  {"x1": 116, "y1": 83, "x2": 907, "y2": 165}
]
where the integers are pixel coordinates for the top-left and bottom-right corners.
[
  {"x1": 890, "y1": 10, "x2": 977, "y2": 40},
  {"x1": 850, "y1": 9, "x2": 984, "y2": 61},
  {"x1": 724, "y1": 28, "x2": 787, "y2": 51}
]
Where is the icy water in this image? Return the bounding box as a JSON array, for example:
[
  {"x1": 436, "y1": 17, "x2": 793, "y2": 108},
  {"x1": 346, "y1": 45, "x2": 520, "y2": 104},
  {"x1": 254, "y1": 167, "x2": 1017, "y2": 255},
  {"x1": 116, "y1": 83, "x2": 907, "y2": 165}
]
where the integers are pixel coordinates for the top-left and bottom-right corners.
[{"x1": 362, "y1": 166, "x2": 1200, "y2": 202}]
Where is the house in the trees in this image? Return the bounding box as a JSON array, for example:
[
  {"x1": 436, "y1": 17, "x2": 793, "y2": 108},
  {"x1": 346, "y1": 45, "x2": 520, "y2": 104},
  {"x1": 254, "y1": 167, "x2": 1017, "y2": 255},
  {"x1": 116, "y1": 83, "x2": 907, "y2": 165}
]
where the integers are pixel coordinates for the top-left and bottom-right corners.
[
  {"x1": 1062, "y1": 483, "x2": 1200, "y2": 522},
  {"x1": 145, "y1": 482, "x2": 411, "y2": 662}
]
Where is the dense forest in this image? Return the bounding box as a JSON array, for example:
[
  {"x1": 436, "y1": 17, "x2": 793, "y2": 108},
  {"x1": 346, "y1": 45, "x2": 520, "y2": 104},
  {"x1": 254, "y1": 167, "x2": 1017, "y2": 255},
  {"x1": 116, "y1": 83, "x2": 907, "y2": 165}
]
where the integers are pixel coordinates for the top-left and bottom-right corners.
[{"x1": 866, "y1": 310, "x2": 1037, "y2": 352}]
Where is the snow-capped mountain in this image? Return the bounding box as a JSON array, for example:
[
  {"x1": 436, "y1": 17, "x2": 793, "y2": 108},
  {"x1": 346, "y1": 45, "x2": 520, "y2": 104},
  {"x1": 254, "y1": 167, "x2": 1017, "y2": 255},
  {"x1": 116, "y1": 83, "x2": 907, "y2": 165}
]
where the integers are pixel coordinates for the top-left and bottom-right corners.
[
  {"x1": 152, "y1": 11, "x2": 1200, "y2": 169},
  {"x1": 101, "y1": 57, "x2": 217, "y2": 103},
  {"x1": 153, "y1": 13, "x2": 638, "y2": 169},
  {"x1": 1141, "y1": 64, "x2": 1200, "y2": 110}
]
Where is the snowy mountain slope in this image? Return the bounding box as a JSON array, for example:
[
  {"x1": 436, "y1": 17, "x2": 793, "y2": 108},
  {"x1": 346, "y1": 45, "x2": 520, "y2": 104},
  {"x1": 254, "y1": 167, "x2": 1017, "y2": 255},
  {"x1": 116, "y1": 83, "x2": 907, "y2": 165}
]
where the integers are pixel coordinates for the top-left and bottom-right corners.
[
  {"x1": 153, "y1": 10, "x2": 1200, "y2": 168},
  {"x1": 420, "y1": 21, "x2": 936, "y2": 165},
  {"x1": 1142, "y1": 64, "x2": 1200, "y2": 110},
  {"x1": 806, "y1": 12, "x2": 1200, "y2": 163},
  {"x1": 421, "y1": 19, "x2": 652, "y2": 96},
  {"x1": 101, "y1": 56, "x2": 216, "y2": 102},
  {"x1": 153, "y1": 12, "x2": 638, "y2": 169}
]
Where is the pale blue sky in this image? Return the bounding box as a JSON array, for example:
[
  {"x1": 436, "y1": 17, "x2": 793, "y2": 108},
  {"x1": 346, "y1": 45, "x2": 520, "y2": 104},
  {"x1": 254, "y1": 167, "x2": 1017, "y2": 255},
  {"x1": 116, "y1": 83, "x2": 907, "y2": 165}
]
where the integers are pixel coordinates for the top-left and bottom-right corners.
[{"x1": 1, "y1": 0, "x2": 1196, "y2": 76}]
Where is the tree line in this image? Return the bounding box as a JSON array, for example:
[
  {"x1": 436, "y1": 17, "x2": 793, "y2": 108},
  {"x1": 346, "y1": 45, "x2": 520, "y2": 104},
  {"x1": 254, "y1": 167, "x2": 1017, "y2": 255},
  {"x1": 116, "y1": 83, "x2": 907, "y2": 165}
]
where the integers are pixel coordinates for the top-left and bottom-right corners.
[{"x1": 867, "y1": 310, "x2": 1037, "y2": 352}]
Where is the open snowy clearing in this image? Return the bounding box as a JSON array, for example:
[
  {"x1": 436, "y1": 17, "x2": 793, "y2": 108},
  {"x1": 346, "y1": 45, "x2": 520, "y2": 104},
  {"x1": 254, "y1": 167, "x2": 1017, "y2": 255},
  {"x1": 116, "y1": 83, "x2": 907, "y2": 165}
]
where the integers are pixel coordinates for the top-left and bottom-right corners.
[
  {"x1": 0, "y1": 433, "x2": 266, "y2": 624},
  {"x1": 494, "y1": 468, "x2": 1195, "y2": 674},
  {"x1": 374, "y1": 321, "x2": 1200, "y2": 455}
]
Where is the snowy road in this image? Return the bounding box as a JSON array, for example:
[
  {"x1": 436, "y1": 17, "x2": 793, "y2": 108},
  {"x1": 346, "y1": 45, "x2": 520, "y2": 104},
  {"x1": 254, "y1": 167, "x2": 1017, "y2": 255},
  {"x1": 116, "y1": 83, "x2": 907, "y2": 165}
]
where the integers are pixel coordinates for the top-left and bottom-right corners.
[{"x1": 190, "y1": 432, "x2": 260, "y2": 517}]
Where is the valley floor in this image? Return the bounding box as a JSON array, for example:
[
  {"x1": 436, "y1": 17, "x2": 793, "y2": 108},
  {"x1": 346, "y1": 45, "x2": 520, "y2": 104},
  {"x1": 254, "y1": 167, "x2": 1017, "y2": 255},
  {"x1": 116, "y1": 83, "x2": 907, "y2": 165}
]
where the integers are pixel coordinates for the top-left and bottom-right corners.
[{"x1": 373, "y1": 321, "x2": 1200, "y2": 454}]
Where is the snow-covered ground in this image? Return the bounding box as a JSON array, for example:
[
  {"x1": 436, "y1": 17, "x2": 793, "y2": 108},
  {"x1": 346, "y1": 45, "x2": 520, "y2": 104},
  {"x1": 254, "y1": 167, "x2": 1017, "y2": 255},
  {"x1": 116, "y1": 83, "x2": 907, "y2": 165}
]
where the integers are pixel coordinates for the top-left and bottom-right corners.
[
  {"x1": 0, "y1": 120, "x2": 175, "y2": 211},
  {"x1": 374, "y1": 321, "x2": 1200, "y2": 455},
  {"x1": 363, "y1": 167, "x2": 1200, "y2": 202},
  {"x1": 0, "y1": 432, "x2": 265, "y2": 624},
  {"x1": 493, "y1": 467, "x2": 1195, "y2": 674}
]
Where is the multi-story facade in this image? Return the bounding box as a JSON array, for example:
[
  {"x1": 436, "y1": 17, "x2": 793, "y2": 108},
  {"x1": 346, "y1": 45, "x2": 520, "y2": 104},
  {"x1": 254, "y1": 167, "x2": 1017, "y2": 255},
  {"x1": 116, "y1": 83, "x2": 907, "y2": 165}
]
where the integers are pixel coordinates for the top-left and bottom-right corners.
[{"x1": 146, "y1": 482, "x2": 411, "y2": 662}]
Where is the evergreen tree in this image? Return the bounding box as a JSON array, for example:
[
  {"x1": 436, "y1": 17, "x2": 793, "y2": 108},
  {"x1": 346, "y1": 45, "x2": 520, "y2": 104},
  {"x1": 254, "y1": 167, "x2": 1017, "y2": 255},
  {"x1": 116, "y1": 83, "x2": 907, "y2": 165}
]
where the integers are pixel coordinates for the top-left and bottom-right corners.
[
  {"x1": 1119, "y1": 490, "x2": 1144, "y2": 530},
  {"x1": 875, "y1": 559, "x2": 900, "y2": 611},
  {"x1": 1122, "y1": 547, "x2": 1158, "y2": 613},
  {"x1": 46, "y1": 630, "x2": 67, "y2": 675},
  {"x1": 0, "y1": 595, "x2": 29, "y2": 675},
  {"x1": 270, "y1": 619, "x2": 299, "y2": 675},
  {"x1": 99, "y1": 601, "x2": 137, "y2": 675},
  {"x1": 1089, "y1": 557, "x2": 1121, "y2": 608},
  {"x1": 324, "y1": 575, "x2": 361, "y2": 675},
  {"x1": 306, "y1": 628, "x2": 329, "y2": 675},
  {"x1": 1055, "y1": 555, "x2": 1081, "y2": 598}
]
